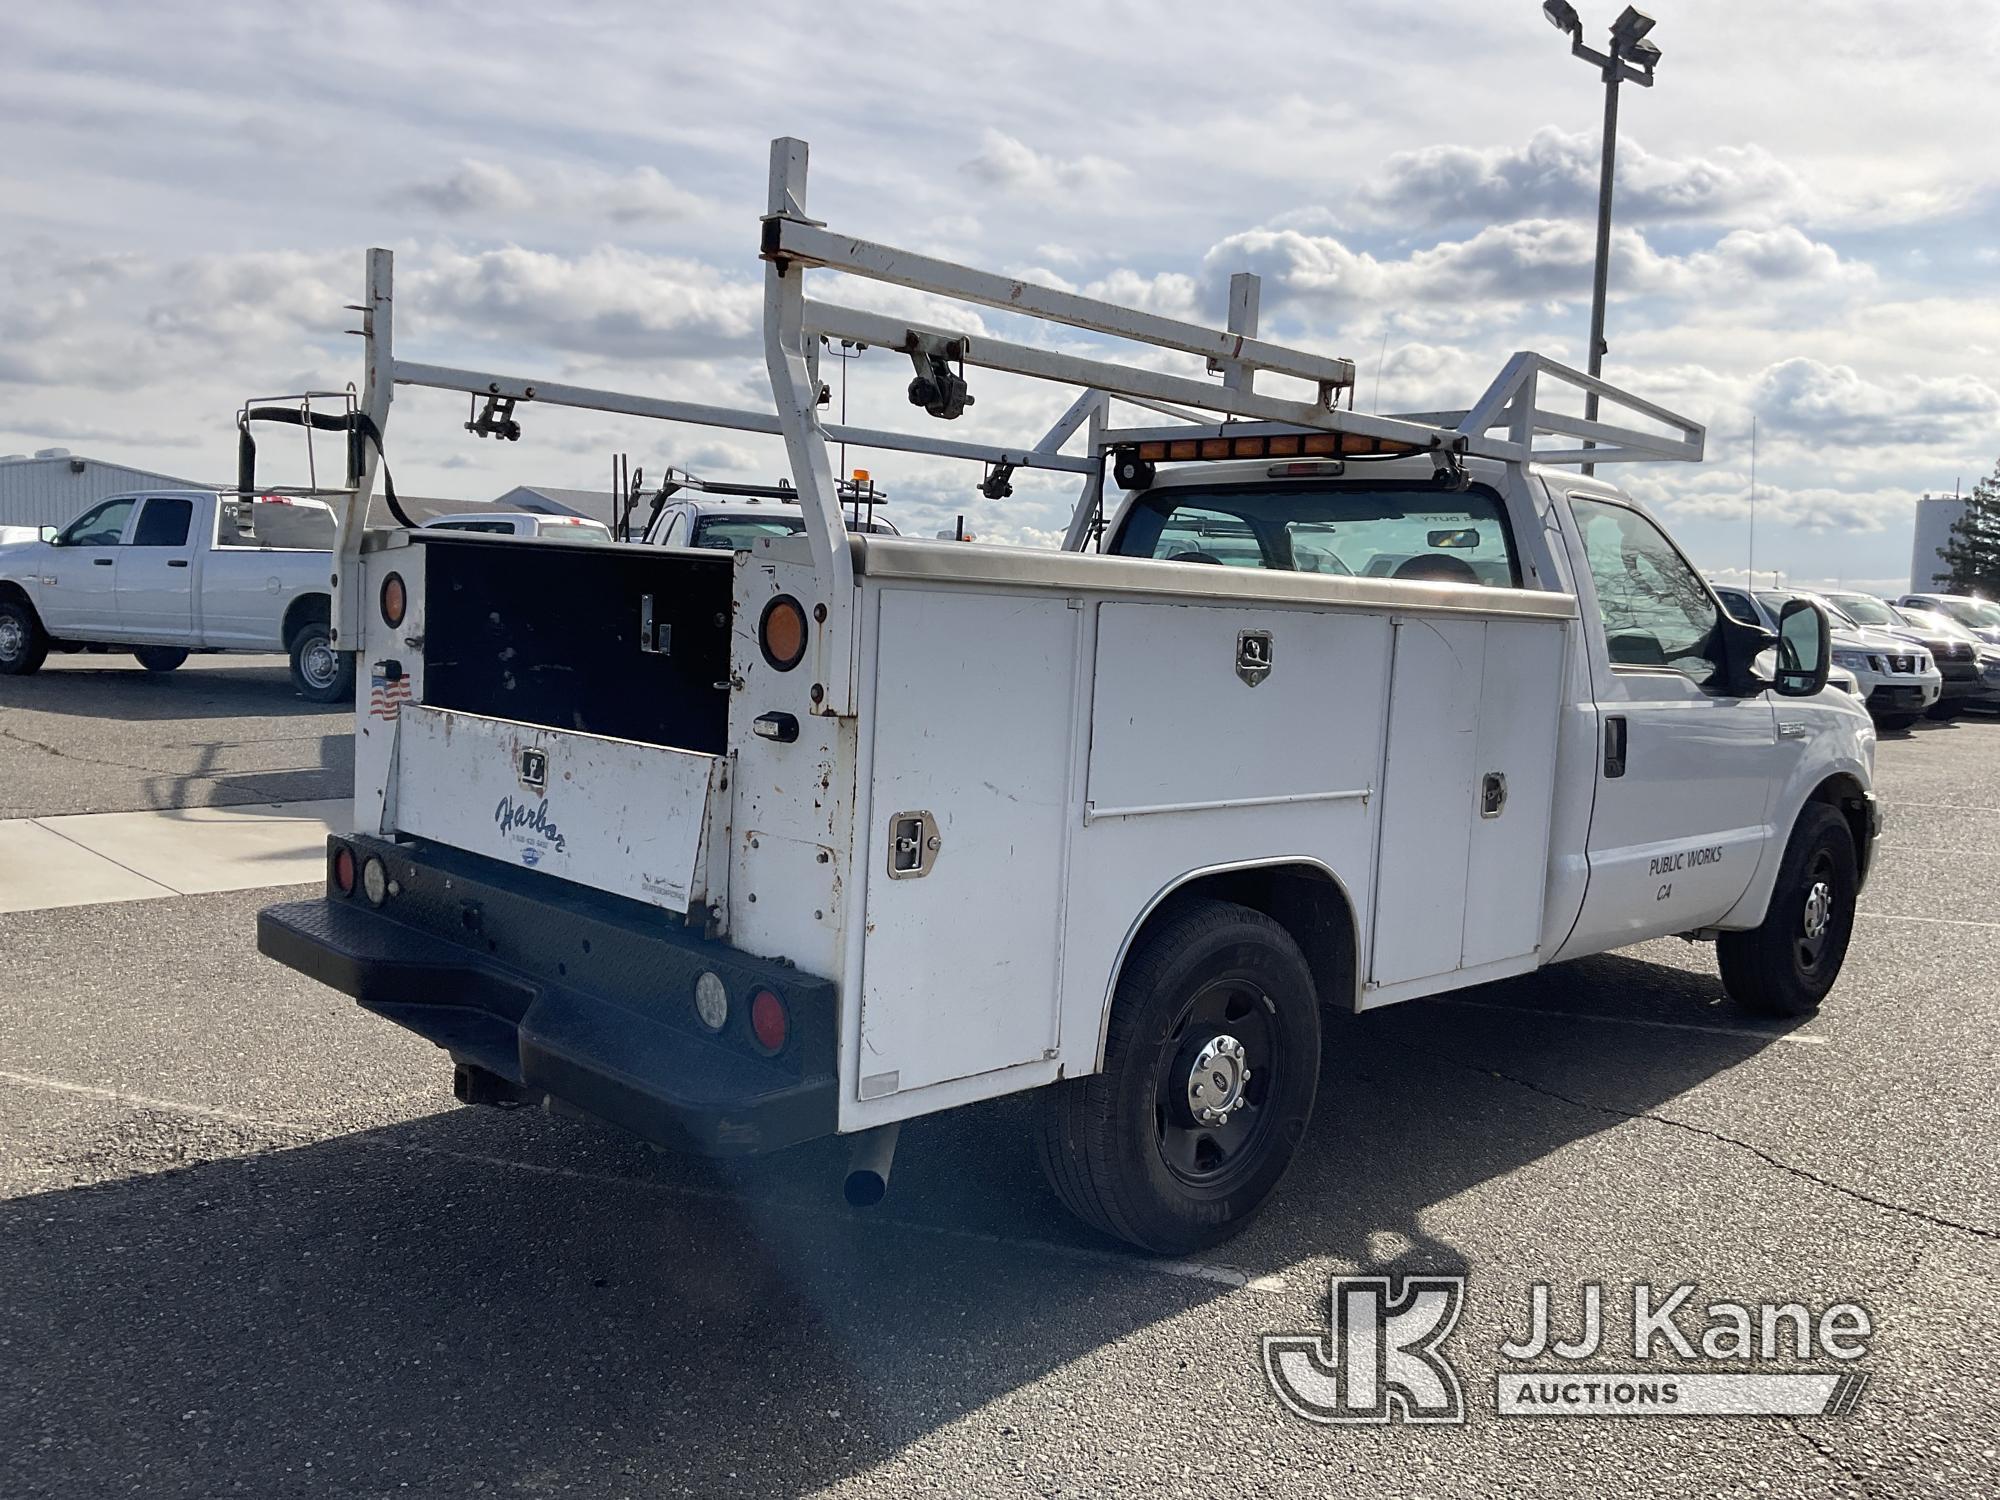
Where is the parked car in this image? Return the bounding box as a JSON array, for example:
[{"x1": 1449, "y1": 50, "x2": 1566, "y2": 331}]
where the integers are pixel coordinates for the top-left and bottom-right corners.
[
  {"x1": 1895, "y1": 592, "x2": 2000, "y2": 648},
  {"x1": 642, "y1": 478, "x2": 899, "y2": 550},
  {"x1": 1713, "y1": 585, "x2": 1938, "y2": 729},
  {"x1": 423, "y1": 512, "x2": 614, "y2": 543},
  {"x1": 0, "y1": 490, "x2": 347, "y2": 699},
  {"x1": 1891, "y1": 605, "x2": 2000, "y2": 715}
]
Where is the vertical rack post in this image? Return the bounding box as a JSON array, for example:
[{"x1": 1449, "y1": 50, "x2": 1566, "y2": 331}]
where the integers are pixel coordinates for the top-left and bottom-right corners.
[
  {"x1": 761, "y1": 136, "x2": 857, "y2": 717},
  {"x1": 335, "y1": 247, "x2": 394, "y2": 657}
]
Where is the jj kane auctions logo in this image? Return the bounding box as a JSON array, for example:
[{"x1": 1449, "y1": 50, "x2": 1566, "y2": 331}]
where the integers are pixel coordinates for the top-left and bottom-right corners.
[{"x1": 1264, "y1": 1277, "x2": 1872, "y2": 1423}]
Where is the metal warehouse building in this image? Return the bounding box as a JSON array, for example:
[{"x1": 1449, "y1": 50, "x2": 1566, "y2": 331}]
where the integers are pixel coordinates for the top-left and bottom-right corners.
[{"x1": 0, "y1": 449, "x2": 209, "y2": 533}]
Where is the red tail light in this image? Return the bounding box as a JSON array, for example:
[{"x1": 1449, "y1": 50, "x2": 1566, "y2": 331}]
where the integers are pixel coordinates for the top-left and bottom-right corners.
[
  {"x1": 749, "y1": 989, "x2": 788, "y2": 1053},
  {"x1": 331, "y1": 844, "x2": 356, "y2": 896}
]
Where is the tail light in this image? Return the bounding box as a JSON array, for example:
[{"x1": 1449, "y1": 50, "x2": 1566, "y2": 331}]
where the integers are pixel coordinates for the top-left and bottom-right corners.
[
  {"x1": 749, "y1": 989, "x2": 789, "y2": 1053},
  {"x1": 330, "y1": 843, "x2": 356, "y2": 897}
]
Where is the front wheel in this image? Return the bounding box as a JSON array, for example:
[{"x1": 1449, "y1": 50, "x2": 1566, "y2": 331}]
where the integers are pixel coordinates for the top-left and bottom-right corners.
[
  {"x1": 1873, "y1": 712, "x2": 1919, "y2": 732},
  {"x1": 1035, "y1": 898, "x2": 1321, "y2": 1254},
  {"x1": 0, "y1": 600, "x2": 49, "y2": 675},
  {"x1": 1717, "y1": 804, "x2": 1857, "y2": 1018},
  {"x1": 133, "y1": 645, "x2": 188, "y2": 672},
  {"x1": 288, "y1": 622, "x2": 354, "y2": 703}
]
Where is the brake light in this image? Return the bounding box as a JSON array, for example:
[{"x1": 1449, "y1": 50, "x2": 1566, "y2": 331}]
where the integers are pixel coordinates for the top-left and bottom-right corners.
[
  {"x1": 1123, "y1": 431, "x2": 1421, "y2": 466},
  {"x1": 758, "y1": 595, "x2": 809, "y2": 672},
  {"x1": 750, "y1": 989, "x2": 788, "y2": 1053},
  {"x1": 331, "y1": 843, "x2": 356, "y2": 896}
]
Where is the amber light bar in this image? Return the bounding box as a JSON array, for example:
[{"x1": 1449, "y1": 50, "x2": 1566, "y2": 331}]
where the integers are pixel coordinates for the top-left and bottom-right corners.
[{"x1": 1125, "y1": 430, "x2": 1423, "y2": 465}]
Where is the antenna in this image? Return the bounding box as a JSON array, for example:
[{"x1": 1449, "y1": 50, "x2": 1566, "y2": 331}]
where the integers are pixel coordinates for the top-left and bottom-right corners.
[{"x1": 1747, "y1": 414, "x2": 1757, "y2": 589}]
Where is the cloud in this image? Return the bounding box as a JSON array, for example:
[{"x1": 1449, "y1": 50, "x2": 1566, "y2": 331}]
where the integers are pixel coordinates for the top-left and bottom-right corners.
[
  {"x1": 396, "y1": 160, "x2": 710, "y2": 224},
  {"x1": 1751, "y1": 358, "x2": 2000, "y2": 446},
  {"x1": 1199, "y1": 219, "x2": 1869, "y2": 320},
  {"x1": 960, "y1": 129, "x2": 1126, "y2": 195},
  {"x1": 406, "y1": 246, "x2": 760, "y2": 360},
  {"x1": 1360, "y1": 128, "x2": 1807, "y2": 229},
  {"x1": 402, "y1": 159, "x2": 537, "y2": 216}
]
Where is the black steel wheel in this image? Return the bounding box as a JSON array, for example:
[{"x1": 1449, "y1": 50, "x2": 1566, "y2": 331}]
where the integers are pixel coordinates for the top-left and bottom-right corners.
[
  {"x1": 1036, "y1": 897, "x2": 1320, "y2": 1254},
  {"x1": 1718, "y1": 803, "x2": 1856, "y2": 1018}
]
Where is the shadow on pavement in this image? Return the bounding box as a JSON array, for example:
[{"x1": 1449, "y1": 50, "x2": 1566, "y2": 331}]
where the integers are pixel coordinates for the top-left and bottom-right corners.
[
  {"x1": 0, "y1": 658, "x2": 329, "y2": 723},
  {"x1": 0, "y1": 950, "x2": 1797, "y2": 1498}
]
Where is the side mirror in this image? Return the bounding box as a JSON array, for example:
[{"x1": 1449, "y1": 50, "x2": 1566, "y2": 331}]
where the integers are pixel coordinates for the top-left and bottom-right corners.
[
  {"x1": 37, "y1": 525, "x2": 58, "y2": 544},
  {"x1": 1774, "y1": 599, "x2": 1831, "y2": 697}
]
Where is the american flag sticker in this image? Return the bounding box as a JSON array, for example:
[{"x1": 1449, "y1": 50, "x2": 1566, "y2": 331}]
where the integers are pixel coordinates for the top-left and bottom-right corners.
[{"x1": 369, "y1": 671, "x2": 414, "y2": 720}]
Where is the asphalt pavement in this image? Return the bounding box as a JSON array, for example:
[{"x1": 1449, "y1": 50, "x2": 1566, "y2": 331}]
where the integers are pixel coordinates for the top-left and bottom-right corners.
[{"x1": 1, "y1": 667, "x2": 1995, "y2": 1498}]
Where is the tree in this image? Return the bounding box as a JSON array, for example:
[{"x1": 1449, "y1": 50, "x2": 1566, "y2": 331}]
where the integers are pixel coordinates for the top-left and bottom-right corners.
[{"x1": 1935, "y1": 458, "x2": 2000, "y2": 594}]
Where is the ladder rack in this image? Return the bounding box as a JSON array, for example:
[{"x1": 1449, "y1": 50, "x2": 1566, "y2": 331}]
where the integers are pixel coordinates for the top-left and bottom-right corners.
[{"x1": 327, "y1": 134, "x2": 1706, "y2": 714}]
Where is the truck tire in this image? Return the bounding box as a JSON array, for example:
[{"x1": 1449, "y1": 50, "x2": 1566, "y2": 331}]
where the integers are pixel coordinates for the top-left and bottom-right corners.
[
  {"x1": 1873, "y1": 712, "x2": 1918, "y2": 732},
  {"x1": 288, "y1": 621, "x2": 354, "y2": 703},
  {"x1": 0, "y1": 599, "x2": 49, "y2": 675},
  {"x1": 1717, "y1": 804, "x2": 1856, "y2": 1019},
  {"x1": 1035, "y1": 897, "x2": 1320, "y2": 1254},
  {"x1": 133, "y1": 646, "x2": 188, "y2": 672}
]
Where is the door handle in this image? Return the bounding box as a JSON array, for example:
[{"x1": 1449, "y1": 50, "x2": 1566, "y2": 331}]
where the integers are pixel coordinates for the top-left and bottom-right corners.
[
  {"x1": 93, "y1": 557, "x2": 114, "y2": 566},
  {"x1": 1603, "y1": 715, "x2": 1628, "y2": 778},
  {"x1": 167, "y1": 559, "x2": 189, "y2": 568}
]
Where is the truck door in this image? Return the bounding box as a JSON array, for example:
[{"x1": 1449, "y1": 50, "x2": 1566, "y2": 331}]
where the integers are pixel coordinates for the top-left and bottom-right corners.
[
  {"x1": 1557, "y1": 493, "x2": 1777, "y2": 956},
  {"x1": 118, "y1": 496, "x2": 198, "y2": 637},
  {"x1": 35, "y1": 495, "x2": 137, "y2": 638}
]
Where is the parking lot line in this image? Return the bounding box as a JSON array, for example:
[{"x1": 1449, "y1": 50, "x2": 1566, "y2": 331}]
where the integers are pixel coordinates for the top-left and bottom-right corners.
[
  {"x1": 1427, "y1": 998, "x2": 1827, "y2": 1044},
  {"x1": 1858, "y1": 910, "x2": 2000, "y2": 931}
]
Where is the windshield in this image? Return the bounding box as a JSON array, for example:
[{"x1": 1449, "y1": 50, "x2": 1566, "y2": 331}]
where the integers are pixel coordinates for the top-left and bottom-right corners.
[
  {"x1": 1932, "y1": 596, "x2": 2000, "y2": 628},
  {"x1": 1109, "y1": 482, "x2": 1518, "y2": 586},
  {"x1": 1899, "y1": 607, "x2": 1973, "y2": 641},
  {"x1": 1826, "y1": 592, "x2": 1896, "y2": 627},
  {"x1": 693, "y1": 515, "x2": 807, "y2": 550}
]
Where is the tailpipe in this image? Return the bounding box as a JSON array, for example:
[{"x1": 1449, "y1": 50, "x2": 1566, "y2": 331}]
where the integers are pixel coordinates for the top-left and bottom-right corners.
[{"x1": 842, "y1": 1122, "x2": 901, "y2": 1208}]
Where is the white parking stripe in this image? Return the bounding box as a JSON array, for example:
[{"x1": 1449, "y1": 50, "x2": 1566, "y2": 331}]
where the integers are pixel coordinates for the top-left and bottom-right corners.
[
  {"x1": 1427, "y1": 999, "x2": 1827, "y2": 1044},
  {"x1": 0, "y1": 1067, "x2": 1290, "y2": 1297},
  {"x1": 1858, "y1": 910, "x2": 2000, "y2": 931}
]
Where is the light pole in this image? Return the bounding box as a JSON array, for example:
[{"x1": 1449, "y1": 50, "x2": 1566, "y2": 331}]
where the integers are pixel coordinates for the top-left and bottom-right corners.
[{"x1": 1541, "y1": 3, "x2": 1661, "y2": 473}]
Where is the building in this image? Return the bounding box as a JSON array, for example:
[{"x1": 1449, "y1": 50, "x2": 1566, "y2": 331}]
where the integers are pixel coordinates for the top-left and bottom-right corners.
[
  {"x1": 1910, "y1": 491, "x2": 1966, "y2": 591},
  {"x1": 0, "y1": 450, "x2": 209, "y2": 532}
]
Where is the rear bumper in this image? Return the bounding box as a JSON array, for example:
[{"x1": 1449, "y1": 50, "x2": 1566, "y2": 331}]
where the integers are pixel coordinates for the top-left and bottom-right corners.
[{"x1": 258, "y1": 835, "x2": 837, "y2": 1156}]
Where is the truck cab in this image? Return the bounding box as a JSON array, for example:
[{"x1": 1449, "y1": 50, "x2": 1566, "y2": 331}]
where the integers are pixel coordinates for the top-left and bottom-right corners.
[{"x1": 256, "y1": 137, "x2": 1877, "y2": 1253}]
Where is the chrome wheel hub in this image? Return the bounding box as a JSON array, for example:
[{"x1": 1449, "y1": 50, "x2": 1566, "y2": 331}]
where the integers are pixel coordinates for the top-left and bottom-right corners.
[
  {"x1": 1186, "y1": 1034, "x2": 1250, "y2": 1126},
  {"x1": 1803, "y1": 880, "x2": 1832, "y2": 942},
  {"x1": 0, "y1": 616, "x2": 21, "y2": 660},
  {"x1": 301, "y1": 642, "x2": 336, "y2": 688}
]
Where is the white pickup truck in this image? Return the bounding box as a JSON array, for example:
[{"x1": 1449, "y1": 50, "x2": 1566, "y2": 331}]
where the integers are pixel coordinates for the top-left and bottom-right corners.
[
  {"x1": 258, "y1": 140, "x2": 1876, "y2": 1253},
  {"x1": 0, "y1": 490, "x2": 349, "y2": 700}
]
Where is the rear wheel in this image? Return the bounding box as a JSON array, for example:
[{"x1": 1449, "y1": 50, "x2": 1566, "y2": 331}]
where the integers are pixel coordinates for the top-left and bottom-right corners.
[
  {"x1": 0, "y1": 600, "x2": 49, "y2": 675},
  {"x1": 1036, "y1": 898, "x2": 1320, "y2": 1254},
  {"x1": 288, "y1": 620, "x2": 353, "y2": 703},
  {"x1": 1717, "y1": 804, "x2": 1856, "y2": 1018},
  {"x1": 133, "y1": 645, "x2": 188, "y2": 672}
]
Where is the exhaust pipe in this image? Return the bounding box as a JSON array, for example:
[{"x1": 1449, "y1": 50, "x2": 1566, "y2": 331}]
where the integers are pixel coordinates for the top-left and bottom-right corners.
[{"x1": 842, "y1": 1122, "x2": 901, "y2": 1207}]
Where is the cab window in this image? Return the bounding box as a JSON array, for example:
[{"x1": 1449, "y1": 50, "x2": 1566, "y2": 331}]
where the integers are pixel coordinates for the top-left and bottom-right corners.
[
  {"x1": 1111, "y1": 483, "x2": 1519, "y2": 586},
  {"x1": 57, "y1": 497, "x2": 137, "y2": 546},
  {"x1": 1569, "y1": 495, "x2": 1719, "y2": 683},
  {"x1": 131, "y1": 497, "x2": 193, "y2": 547},
  {"x1": 693, "y1": 516, "x2": 806, "y2": 550}
]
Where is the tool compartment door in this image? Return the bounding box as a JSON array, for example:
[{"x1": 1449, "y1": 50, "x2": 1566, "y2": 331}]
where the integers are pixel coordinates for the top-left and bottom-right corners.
[
  {"x1": 856, "y1": 588, "x2": 1081, "y2": 1100},
  {"x1": 1366, "y1": 616, "x2": 1564, "y2": 995},
  {"x1": 392, "y1": 705, "x2": 725, "y2": 912}
]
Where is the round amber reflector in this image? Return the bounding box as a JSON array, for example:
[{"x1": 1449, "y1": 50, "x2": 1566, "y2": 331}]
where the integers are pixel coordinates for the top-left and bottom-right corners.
[
  {"x1": 749, "y1": 989, "x2": 788, "y2": 1053},
  {"x1": 380, "y1": 572, "x2": 408, "y2": 628},
  {"x1": 759, "y1": 595, "x2": 808, "y2": 671}
]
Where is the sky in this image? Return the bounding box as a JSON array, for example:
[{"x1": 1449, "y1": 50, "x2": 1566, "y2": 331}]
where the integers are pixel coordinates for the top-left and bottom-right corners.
[{"x1": 3, "y1": 0, "x2": 1997, "y2": 592}]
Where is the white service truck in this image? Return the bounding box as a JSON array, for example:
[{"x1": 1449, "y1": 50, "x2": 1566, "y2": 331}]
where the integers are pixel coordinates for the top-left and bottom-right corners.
[
  {"x1": 0, "y1": 490, "x2": 349, "y2": 700},
  {"x1": 258, "y1": 140, "x2": 1877, "y2": 1253}
]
